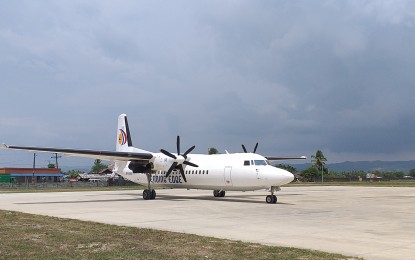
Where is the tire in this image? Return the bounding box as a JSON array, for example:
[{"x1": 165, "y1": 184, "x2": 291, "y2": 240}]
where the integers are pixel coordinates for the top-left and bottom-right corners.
[
  {"x1": 143, "y1": 189, "x2": 150, "y2": 200},
  {"x1": 272, "y1": 195, "x2": 277, "y2": 204},
  {"x1": 151, "y1": 189, "x2": 156, "y2": 200},
  {"x1": 213, "y1": 190, "x2": 220, "y2": 197},
  {"x1": 220, "y1": 190, "x2": 226, "y2": 197},
  {"x1": 266, "y1": 195, "x2": 273, "y2": 204}
]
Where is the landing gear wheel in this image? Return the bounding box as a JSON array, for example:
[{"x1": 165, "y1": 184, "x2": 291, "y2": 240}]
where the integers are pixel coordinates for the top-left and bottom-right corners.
[
  {"x1": 143, "y1": 189, "x2": 156, "y2": 200},
  {"x1": 213, "y1": 190, "x2": 220, "y2": 197},
  {"x1": 213, "y1": 190, "x2": 226, "y2": 198},
  {"x1": 143, "y1": 189, "x2": 151, "y2": 200},
  {"x1": 266, "y1": 195, "x2": 277, "y2": 204}
]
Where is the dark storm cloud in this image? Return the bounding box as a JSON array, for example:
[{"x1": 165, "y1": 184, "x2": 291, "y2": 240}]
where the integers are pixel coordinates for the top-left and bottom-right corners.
[{"x1": 1, "y1": 0, "x2": 415, "y2": 167}]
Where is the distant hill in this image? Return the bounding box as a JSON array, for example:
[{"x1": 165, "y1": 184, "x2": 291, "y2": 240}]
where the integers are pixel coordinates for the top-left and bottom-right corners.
[{"x1": 290, "y1": 160, "x2": 415, "y2": 173}]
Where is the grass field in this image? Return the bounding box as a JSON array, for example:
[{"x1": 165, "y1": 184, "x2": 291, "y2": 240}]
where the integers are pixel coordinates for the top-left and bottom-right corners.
[{"x1": 0, "y1": 210, "x2": 357, "y2": 260}]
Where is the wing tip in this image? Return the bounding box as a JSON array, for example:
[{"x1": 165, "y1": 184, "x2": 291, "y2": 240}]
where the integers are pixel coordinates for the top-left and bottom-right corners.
[{"x1": 1, "y1": 143, "x2": 9, "y2": 149}]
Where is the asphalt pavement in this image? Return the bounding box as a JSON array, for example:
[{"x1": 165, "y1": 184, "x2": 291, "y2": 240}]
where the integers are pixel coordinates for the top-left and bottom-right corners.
[{"x1": 1, "y1": 186, "x2": 414, "y2": 260}]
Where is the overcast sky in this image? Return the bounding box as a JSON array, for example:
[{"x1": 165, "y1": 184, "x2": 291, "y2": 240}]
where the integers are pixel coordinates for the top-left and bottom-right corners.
[{"x1": 1, "y1": 0, "x2": 415, "y2": 168}]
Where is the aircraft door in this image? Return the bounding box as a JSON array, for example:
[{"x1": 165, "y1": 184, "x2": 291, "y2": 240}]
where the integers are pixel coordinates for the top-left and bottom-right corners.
[{"x1": 224, "y1": 166, "x2": 232, "y2": 186}]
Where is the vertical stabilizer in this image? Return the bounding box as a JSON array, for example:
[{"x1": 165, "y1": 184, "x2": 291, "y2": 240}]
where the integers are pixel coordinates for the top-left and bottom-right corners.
[{"x1": 116, "y1": 114, "x2": 133, "y2": 152}]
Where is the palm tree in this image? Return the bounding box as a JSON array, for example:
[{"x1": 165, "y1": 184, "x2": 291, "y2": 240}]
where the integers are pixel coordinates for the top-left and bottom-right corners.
[{"x1": 311, "y1": 150, "x2": 327, "y2": 171}]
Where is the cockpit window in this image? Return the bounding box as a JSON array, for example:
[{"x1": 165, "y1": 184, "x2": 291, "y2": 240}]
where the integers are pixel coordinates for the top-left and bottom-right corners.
[
  {"x1": 244, "y1": 160, "x2": 250, "y2": 166},
  {"x1": 254, "y1": 160, "x2": 268, "y2": 166}
]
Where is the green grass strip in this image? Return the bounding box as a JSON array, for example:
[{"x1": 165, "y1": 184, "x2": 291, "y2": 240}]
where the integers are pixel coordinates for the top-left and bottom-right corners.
[{"x1": 0, "y1": 210, "x2": 358, "y2": 259}]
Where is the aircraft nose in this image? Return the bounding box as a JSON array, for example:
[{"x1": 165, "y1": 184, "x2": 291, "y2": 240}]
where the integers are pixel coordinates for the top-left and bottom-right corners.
[{"x1": 282, "y1": 170, "x2": 294, "y2": 184}]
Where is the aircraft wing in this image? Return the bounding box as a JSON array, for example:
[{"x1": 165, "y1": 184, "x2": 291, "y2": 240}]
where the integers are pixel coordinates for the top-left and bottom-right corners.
[
  {"x1": 0, "y1": 144, "x2": 153, "y2": 163},
  {"x1": 265, "y1": 156, "x2": 307, "y2": 161}
]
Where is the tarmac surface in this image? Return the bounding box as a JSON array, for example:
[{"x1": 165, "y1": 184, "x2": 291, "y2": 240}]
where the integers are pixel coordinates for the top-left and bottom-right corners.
[{"x1": 1, "y1": 186, "x2": 414, "y2": 260}]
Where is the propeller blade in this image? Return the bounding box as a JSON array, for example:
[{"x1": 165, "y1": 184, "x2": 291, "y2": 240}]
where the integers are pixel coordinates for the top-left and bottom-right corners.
[
  {"x1": 165, "y1": 162, "x2": 178, "y2": 178},
  {"x1": 160, "y1": 149, "x2": 177, "y2": 159},
  {"x1": 242, "y1": 144, "x2": 247, "y2": 153},
  {"x1": 183, "y1": 145, "x2": 195, "y2": 158},
  {"x1": 253, "y1": 142, "x2": 259, "y2": 153},
  {"x1": 178, "y1": 164, "x2": 187, "y2": 182},
  {"x1": 183, "y1": 160, "x2": 199, "y2": 168},
  {"x1": 176, "y1": 136, "x2": 180, "y2": 155}
]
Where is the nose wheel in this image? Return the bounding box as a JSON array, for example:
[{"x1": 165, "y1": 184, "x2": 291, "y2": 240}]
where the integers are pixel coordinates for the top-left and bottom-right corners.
[
  {"x1": 266, "y1": 195, "x2": 277, "y2": 204},
  {"x1": 266, "y1": 186, "x2": 280, "y2": 204}
]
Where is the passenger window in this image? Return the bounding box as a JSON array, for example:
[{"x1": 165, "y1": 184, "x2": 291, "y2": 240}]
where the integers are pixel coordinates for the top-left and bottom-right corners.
[{"x1": 244, "y1": 160, "x2": 250, "y2": 166}]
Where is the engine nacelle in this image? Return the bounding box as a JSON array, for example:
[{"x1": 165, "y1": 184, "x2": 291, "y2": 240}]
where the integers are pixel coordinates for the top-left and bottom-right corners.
[{"x1": 128, "y1": 161, "x2": 152, "y2": 173}]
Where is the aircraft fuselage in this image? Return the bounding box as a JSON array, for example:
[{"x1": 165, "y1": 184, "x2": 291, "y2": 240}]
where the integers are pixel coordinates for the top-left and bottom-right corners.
[{"x1": 115, "y1": 153, "x2": 294, "y2": 191}]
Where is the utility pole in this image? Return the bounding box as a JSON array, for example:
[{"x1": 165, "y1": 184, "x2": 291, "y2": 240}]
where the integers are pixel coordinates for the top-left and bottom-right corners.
[
  {"x1": 51, "y1": 153, "x2": 61, "y2": 168},
  {"x1": 32, "y1": 153, "x2": 37, "y2": 184}
]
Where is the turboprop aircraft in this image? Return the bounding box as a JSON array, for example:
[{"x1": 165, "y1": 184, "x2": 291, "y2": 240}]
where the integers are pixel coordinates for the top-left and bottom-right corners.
[{"x1": 1, "y1": 114, "x2": 306, "y2": 204}]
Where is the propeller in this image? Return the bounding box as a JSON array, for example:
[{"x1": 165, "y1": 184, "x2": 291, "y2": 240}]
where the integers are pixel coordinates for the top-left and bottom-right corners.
[
  {"x1": 242, "y1": 142, "x2": 259, "y2": 153},
  {"x1": 160, "y1": 136, "x2": 199, "y2": 182}
]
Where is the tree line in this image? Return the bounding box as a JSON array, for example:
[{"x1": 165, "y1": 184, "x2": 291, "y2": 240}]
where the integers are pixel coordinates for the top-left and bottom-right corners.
[
  {"x1": 63, "y1": 148, "x2": 415, "y2": 181},
  {"x1": 277, "y1": 150, "x2": 415, "y2": 181}
]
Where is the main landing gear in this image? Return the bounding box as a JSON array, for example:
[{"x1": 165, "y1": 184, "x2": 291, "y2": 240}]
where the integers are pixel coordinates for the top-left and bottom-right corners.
[
  {"x1": 143, "y1": 173, "x2": 156, "y2": 200},
  {"x1": 213, "y1": 190, "x2": 225, "y2": 197},
  {"x1": 143, "y1": 189, "x2": 156, "y2": 200},
  {"x1": 266, "y1": 186, "x2": 281, "y2": 204}
]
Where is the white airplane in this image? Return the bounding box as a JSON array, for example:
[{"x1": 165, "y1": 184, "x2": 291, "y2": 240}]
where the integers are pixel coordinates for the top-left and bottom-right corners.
[{"x1": 1, "y1": 114, "x2": 306, "y2": 204}]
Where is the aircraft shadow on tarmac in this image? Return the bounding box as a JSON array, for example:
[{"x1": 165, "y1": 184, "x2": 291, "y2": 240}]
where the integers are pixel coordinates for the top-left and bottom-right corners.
[
  {"x1": 153, "y1": 194, "x2": 294, "y2": 205},
  {"x1": 15, "y1": 194, "x2": 297, "y2": 205}
]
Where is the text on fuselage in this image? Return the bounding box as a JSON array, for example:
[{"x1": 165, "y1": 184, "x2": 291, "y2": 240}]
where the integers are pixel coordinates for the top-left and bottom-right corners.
[{"x1": 151, "y1": 174, "x2": 183, "y2": 184}]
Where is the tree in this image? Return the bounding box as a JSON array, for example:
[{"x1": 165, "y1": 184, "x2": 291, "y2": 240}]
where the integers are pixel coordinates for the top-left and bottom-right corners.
[
  {"x1": 208, "y1": 147, "x2": 219, "y2": 155},
  {"x1": 300, "y1": 167, "x2": 319, "y2": 182},
  {"x1": 47, "y1": 163, "x2": 55, "y2": 168},
  {"x1": 311, "y1": 150, "x2": 327, "y2": 171},
  {"x1": 378, "y1": 171, "x2": 405, "y2": 180},
  {"x1": 410, "y1": 169, "x2": 415, "y2": 178},
  {"x1": 67, "y1": 170, "x2": 82, "y2": 179},
  {"x1": 91, "y1": 159, "x2": 108, "y2": 173}
]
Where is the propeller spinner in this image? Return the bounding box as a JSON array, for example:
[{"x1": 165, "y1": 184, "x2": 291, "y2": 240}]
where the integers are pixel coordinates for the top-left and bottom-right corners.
[{"x1": 160, "y1": 136, "x2": 198, "y2": 182}]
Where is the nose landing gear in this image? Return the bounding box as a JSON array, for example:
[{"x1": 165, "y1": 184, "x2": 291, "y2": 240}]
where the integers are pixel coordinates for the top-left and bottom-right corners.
[
  {"x1": 266, "y1": 195, "x2": 277, "y2": 204},
  {"x1": 266, "y1": 186, "x2": 280, "y2": 204}
]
